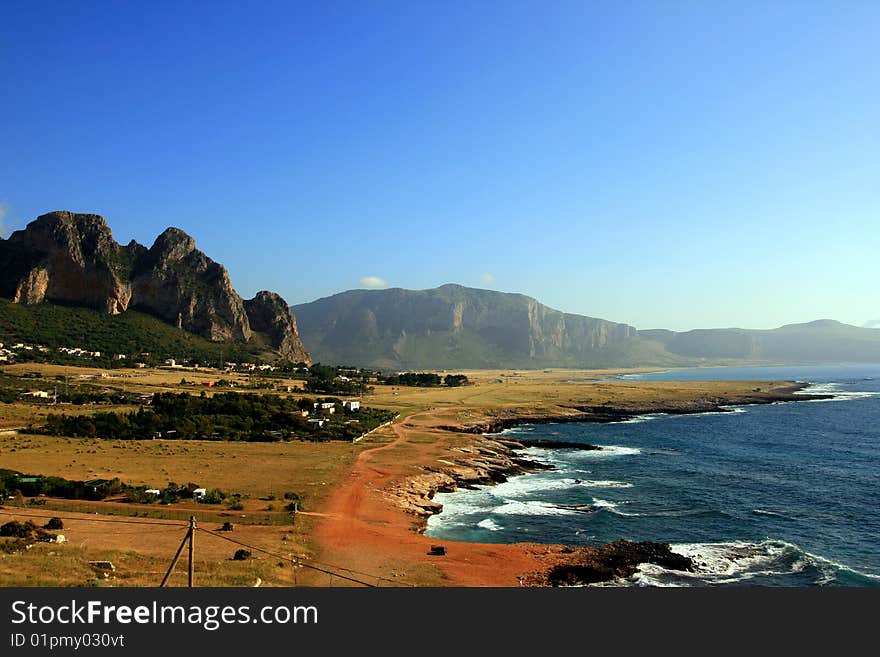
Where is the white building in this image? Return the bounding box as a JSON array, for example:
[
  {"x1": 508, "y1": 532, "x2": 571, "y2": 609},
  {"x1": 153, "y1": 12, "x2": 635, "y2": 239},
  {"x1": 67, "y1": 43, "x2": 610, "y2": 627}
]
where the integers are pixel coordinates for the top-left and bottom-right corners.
[{"x1": 343, "y1": 400, "x2": 361, "y2": 411}]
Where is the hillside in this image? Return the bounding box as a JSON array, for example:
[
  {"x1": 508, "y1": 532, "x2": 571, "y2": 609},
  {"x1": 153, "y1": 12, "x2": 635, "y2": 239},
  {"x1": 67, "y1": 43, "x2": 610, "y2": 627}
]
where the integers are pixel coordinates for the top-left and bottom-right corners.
[
  {"x1": 0, "y1": 211, "x2": 310, "y2": 363},
  {"x1": 641, "y1": 319, "x2": 880, "y2": 364},
  {"x1": 293, "y1": 285, "x2": 880, "y2": 370},
  {"x1": 292, "y1": 284, "x2": 688, "y2": 369},
  {"x1": 0, "y1": 298, "x2": 267, "y2": 365}
]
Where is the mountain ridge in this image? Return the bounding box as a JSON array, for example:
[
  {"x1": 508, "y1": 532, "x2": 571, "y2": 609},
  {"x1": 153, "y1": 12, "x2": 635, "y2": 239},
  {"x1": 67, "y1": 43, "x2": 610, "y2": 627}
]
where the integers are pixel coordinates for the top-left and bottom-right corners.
[
  {"x1": 292, "y1": 284, "x2": 880, "y2": 369},
  {"x1": 0, "y1": 211, "x2": 310, "y2": 363}
]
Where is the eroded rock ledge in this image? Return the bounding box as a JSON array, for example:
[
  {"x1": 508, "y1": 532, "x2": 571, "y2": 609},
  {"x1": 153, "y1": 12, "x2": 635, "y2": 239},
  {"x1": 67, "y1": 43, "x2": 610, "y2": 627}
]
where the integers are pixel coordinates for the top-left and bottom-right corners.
[
  {"x1": 524, "y1": 541, "x2": 694, "y2": 586},
  {"x1": 389, "y1": 436, "x2": 551, "y2": 521}
]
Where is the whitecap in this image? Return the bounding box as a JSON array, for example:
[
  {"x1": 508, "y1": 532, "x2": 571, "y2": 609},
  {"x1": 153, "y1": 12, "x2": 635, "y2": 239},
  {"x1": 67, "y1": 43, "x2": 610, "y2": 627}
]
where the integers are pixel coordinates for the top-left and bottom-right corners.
[
  {"x1": 477, "y1": 518, "x2": 503, "y2": 531},
  {"x1": 492, "y1": 500, "x2": 579, "y2": 516}
]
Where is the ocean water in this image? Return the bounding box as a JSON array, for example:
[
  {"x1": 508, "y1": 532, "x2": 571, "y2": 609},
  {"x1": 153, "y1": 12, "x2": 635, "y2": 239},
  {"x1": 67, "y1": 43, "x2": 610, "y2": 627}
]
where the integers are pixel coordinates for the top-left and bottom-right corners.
[{"x1": 425, "y1": 365, "x2": 880, "y2": 586}]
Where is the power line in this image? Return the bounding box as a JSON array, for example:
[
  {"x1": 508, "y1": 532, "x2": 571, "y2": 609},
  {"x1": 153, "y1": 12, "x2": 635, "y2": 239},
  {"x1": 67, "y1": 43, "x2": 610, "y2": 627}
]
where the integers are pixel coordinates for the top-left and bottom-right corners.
[
  {"x1": 196, "y1": 527, "x2": 404, "y2": 587},
  {"x1": 0, "y1": 508, "x2": 409, "y2": 587},
  {"x1": 0, "y1": 509, "x2": 187, "y2": 527}
]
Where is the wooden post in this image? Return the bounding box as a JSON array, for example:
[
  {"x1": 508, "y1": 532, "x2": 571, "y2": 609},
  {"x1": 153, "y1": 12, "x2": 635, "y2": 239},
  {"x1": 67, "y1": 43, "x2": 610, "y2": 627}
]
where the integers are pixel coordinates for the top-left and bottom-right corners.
[
  {"x1": 187, "y1": 516, "x2": 196, "y2": 587},
  {"x1": 160, "y1": 528, "x2": 190, "y2": 587}
]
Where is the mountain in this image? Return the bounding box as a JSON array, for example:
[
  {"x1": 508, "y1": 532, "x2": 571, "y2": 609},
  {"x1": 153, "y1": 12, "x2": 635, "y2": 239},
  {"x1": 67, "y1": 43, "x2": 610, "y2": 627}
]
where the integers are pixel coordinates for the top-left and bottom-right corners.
[
  {"x1": 0, "y1": 211, "x2": 310, "y2": 363},
  {"x1": 293, "y1": 285, "x2": 880, "y2": 370},
  {"x1": 292, "y1": 284, "x2": 675, "y2": 369},
  {"x1": 640, "y1": 319, "x2": 880, "y2": 364}
]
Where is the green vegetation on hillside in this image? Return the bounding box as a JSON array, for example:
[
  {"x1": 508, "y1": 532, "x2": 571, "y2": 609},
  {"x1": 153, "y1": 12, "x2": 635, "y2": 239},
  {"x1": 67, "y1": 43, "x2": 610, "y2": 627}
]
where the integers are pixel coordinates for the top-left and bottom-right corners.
[{"x1": 0, "y1": 298, "x2": 265, "y2": 365}]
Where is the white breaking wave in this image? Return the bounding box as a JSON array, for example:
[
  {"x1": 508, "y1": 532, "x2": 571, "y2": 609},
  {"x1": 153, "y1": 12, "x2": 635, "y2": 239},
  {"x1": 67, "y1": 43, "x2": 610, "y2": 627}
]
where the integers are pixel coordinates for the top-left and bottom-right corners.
[
  {"x1": 589, "y1": 445, "x2": 642, "y2": 457},
  {"x1": 591, "y1": 498, "x2": 642, "y2": 517},
  {"x1": 597, "y1": 539, "x2": 880, "y2": 587},
  {"x1": 578, "y1": 479, "x2": 633, "y2": 488},
  {"x1": 477, "y1": 518, "x2": 503, "y2": 531},
  {"x1": 795, "y1": 382, "x2": 880, "y2": 402},
  {"x1": 618, "y1": 413, "x2": 665, "y2": 424},
  {"x1": 492, "y1": 500, "x2": 579, "y2": 516}
]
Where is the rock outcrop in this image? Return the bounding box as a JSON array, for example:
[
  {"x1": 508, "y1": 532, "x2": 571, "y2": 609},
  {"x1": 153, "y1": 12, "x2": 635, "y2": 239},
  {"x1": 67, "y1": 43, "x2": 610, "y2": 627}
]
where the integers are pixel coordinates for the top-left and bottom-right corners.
[
  {"x1": 389, "y1": 437, "x2": 552, "y2": 521},
  {"x1": 244, "y1": 291, "x2": 311, "y2": 363},
  {"x1": 0, "y1": 211, "x2": 310, "y2": 362}
]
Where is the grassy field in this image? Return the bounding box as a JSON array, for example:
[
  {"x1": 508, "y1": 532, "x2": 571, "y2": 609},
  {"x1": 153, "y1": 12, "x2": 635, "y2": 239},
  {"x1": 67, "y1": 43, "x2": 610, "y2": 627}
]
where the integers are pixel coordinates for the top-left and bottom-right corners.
[{"x1": 0, "y1": 362, "x2": 792, "y2": 586}]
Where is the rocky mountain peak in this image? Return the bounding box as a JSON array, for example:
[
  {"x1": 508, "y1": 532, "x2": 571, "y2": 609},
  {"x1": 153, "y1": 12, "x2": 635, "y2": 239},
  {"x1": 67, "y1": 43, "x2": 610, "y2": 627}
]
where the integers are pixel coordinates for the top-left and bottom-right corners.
[
  {"x1": 149, "y1": 227, "x2": 197, "y2": 261},
  {"x1": 0, "y1": 211, "x2": 310, "y2": 362},
  {"x1": 244, "y1": 291, "x2": 311, "y2": 363}
]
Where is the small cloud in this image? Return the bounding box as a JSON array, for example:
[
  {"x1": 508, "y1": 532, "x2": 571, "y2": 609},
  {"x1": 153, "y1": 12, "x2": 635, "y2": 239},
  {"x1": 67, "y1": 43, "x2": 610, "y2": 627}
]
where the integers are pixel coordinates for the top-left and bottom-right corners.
[
  {"x1": 481, "y1": 273, "x2": 495, "y2": 285},
  {"x1": 359, "y1": 276, "x2": 388, "y2": 289},
  {"x1": 864, "y1": 319, "x2": 880, "y2": 329}
]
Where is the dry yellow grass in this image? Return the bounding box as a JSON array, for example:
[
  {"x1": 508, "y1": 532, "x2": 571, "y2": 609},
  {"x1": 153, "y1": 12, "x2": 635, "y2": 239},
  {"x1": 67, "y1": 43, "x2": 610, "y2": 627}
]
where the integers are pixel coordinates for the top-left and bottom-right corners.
[{"x1": 0, "y1": 363, "x2": 795, "y2": 586}]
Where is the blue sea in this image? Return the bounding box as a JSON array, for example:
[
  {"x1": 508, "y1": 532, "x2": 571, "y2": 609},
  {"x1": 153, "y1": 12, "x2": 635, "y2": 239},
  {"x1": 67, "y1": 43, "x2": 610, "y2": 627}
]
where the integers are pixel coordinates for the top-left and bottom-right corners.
[{"x1": 425, "y1": 364, "x2": 880, "y2": 586}]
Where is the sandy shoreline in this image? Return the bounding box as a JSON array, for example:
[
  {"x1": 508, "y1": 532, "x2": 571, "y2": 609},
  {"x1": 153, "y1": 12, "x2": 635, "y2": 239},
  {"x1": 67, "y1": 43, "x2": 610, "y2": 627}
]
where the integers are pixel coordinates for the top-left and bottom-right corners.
[{"x1": 312, "y1": 380, "x2": 831, "y2": 586}]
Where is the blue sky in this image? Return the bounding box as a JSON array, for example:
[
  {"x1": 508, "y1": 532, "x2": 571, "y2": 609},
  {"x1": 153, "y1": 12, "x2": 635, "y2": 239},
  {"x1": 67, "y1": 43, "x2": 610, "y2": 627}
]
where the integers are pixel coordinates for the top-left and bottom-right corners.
[{"x1": 1, "y1": 1, "x2": 878, "y2": 331}]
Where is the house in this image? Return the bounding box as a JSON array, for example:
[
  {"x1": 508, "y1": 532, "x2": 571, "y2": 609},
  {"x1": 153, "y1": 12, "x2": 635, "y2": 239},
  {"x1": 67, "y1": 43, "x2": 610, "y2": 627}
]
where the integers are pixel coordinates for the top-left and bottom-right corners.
[
  {"x1": 21, "y1": 390, "x2": 50, "y2": 399},
  {"x1": 343, "y1": 400, "x2": 361, "y2": 411},
  {"x1": 300, "y1": 410, "x2": 309, "y2": 417},
  {"x1": 114, "y1": 354, "x2": 126, "y2": 360},
  {"x1": 85, "y1": 479, "x2": 113, "y2": 494},
  {"x1": 308, "y1": 419, "x2": 326, "y2": 428},
  {"x1": 192, "y1": 488, "x2": 207, "y2": 500},
  {"x1": 145, "y1": 489, "x2": 161, "y2": 496}
]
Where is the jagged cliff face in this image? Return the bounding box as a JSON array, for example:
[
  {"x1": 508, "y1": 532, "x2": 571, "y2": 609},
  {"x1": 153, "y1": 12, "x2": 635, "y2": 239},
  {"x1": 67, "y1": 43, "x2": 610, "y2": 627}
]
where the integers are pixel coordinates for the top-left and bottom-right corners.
[
  {"x1": 0, "y1": 211, "x2": 310, "y2": 362},
  {"x1": 244, "y1": 291, "x2": 311, "y2": 363},
  {"x1": 0, "y1": 212, "x2": 135, "y2": 314},
  {"x1": 292, "y1": 284, "x2": 638, "y2": 369},
  {"x1": 130, "y1": 227, "x2": 252, "y2": 342}
]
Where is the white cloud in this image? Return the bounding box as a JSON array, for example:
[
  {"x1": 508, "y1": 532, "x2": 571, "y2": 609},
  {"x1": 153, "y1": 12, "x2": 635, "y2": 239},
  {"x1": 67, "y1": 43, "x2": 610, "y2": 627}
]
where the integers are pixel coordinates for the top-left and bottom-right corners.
[
  {"x1": 481, "y1": 273, "x2": 495, "y2": 284},
  {"x1": 864, "y1": 319, "x2": 880, "y2": 329},
  {"x1": 359, "y1": 276, "x2": 388, "y2": 289}
]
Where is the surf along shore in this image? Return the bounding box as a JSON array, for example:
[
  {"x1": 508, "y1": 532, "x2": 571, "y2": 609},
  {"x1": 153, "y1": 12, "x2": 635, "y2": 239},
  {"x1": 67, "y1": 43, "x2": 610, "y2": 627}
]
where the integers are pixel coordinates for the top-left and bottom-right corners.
[{"x1": 313, "y1": 372, "x2": 830, "y2": 586}]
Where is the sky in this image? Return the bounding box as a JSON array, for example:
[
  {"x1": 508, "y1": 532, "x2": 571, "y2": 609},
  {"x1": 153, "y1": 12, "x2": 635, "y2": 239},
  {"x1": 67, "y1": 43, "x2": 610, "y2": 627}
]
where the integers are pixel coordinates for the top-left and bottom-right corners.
[{"x1": 1, "y1": 1, "x2": 878, "y2": 331}]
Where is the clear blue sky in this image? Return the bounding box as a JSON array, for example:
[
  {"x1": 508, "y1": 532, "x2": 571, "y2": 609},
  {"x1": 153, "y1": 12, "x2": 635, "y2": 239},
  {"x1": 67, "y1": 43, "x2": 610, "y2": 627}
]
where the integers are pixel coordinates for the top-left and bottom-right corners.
[{"x1": 2, "y1": 1, "x2": 878, "y2": 331}]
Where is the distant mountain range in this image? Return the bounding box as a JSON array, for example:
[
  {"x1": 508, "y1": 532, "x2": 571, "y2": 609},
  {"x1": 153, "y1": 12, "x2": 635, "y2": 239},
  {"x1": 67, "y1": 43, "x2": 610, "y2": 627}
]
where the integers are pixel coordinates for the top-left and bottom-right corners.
[
  {"x1": 0, "y1": 211, "x2": 310, "y2": 362},
  {"x1": 3, "y1": 212, "x2": 878, "y2": 371},
  {"x1": 293, "y1": 285, "x2": 880, "y2": 369}
]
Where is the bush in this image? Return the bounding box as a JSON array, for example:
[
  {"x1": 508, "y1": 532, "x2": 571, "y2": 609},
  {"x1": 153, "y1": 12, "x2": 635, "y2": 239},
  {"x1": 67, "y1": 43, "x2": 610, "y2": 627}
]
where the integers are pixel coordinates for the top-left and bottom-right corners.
[
  {"x1": 44, "y1": 517, "x2": 63, "y2": 530},
  {"x1": 232, "y1": 549, "x2": 251, "y2": 561},
  {"x1": 0, "y1": 521, "x2": 36, "y2": 538},
  {"x1": 200, "y1": 488, "x2": 226, "y2": 505}
]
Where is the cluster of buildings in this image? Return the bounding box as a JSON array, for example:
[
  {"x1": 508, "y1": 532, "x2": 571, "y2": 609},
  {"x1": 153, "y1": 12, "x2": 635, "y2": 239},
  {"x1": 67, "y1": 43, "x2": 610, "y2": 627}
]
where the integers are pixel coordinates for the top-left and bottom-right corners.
[
  {"x1": 0, "y1": 341, "x2": 127, "y2": 363},
  {"x1": 0, "y1": 342, "x2": 49, "y2": 362}
]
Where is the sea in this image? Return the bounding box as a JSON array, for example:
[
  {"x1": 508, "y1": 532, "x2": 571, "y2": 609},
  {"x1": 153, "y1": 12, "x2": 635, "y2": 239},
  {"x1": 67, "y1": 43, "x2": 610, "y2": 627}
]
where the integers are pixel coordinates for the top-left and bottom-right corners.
[{"x1": 424, "y1": 364, "x2": 880, "y2": 586}]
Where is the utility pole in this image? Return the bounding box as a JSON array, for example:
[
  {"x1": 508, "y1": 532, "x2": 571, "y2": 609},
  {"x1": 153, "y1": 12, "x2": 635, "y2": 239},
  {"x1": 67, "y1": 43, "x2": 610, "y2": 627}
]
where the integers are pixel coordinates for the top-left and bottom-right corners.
[
  {"x1": 160, "y1": 516, "x2": 196, "y2": 587},
  {"x1": 187, "y1": 516, "x2": 196, "y2": 587}
]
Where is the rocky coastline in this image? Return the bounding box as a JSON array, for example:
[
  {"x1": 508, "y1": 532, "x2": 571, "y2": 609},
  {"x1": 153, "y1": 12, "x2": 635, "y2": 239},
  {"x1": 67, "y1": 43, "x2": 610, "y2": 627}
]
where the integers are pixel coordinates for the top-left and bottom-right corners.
[
  {"x1": 439, "y1": 383, "x2": 831, "y2": 435},
  {"x1": 388, "y1": 381, "x2": 834, "y2": 585}
]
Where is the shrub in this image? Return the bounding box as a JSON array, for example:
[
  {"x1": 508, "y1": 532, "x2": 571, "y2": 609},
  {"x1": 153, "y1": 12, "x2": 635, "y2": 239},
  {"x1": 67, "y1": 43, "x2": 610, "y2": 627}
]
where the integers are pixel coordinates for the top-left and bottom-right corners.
[
  {"x1": 43, "y1": 517, "x2": 63, "y2": 530},
  {"x1": 0, "y1": 521, "x2": 36, "y2": 538},
  {"x1": 232, "y1": 549, "x2": 251, "y2": 561}
]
